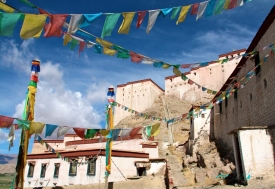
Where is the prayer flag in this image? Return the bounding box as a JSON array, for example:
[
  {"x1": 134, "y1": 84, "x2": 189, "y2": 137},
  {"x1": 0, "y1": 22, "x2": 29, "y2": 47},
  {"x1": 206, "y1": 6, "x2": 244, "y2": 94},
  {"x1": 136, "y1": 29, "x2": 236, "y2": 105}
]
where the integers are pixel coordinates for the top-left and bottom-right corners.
[
  {"x1": 63, "y1": 33, "x2": 72, "y2": 46},
  {"x1": 57, "y1": 126, "x2": 70, "y2": 138},
  {"x1": 96, "y1": 38, "x2": 113, "y2": 48},
  {"x1": 112, "y1": 129, "x2": 121, "y2": 141},
  {"x1": 80, "y1": 13, "x2": 102, "y2": 28},
  {"x1": 70, "y1": 38, "x2": 79, "y2": 50},
  {"x1": 200, "y1": 62, "x2": 209, "y2": 67},
  {"x1": 130, "y1": 127, "x2": 142, "y2": 138},
  {"x1": 173, "y1": 66, "x2": 182, "y2": 76},
  {"x1": 0, "y1": 115, "x2": 14, "y2": 128},
  {"x1": 214, "y1": 0, "x2": 225, "y2": 14},
  {"x1": 188, "y1": 79, "x2": 194, "y2": 85},
  {"x1": 118, "y1": 12, "x2": 135, "y2": 34},
  {"x1": 191, "y1": 3, "x2": 199, "y2": 15},
  {"x1": 224, "y1": 0, "x2": 231, "y2": 9},
  {"x1": 101, "y1": 13, "x2": 121, "y2": 38},
  {"x1": 16, "y1": 119, "x2": 29, "y2": 130},
  {"x1": 228, "y1": 0, "x2": 238, "y2": 9},
  {"x1": 142, "y1": 58, "x2": 155, "y2": 64},
  {"x1": 180, "y1": 64, "x2": 191, "y2": 68},
  {"x1": 85, "y1": 129, "x2": 99, "y2": 139},
  {"x1": 87, "y1": 41, "x2": 96, "y2": 48},
  {"x1": 181, "y1": 74, "x2": 188, "y2": 81},
  {"x1": 103, "y1": 47, "x2": 117, "y2": 56},
  {"x1": 160, "y1": 8, "x2": 172, "y2": 17},
  {"x1": 29, "y1": 122, "x2": 45, "y2": 136},
  {"x1": 196, "y1": 1, "x2": 208, "y2": 20},
  {"x1": 67, "y1": 14, "x2": 83, "y2": 34},
  {"x1": 151, "y1": 123, "x2": 160, "y2": 136},
  {"x1": 20, "y1": 14, "x2": 47, "y2": 39},
  {"x1": 0, "y1": 13, "x2": 21, "y2": 36},
  {"x1": 45, "y1": 124, "x2": 58, "y2": 138},
  {"x1": 100, "y1": 130, "x2": 110, "y2": 137},
  {"x1": 120, "y1": 129, "x2": 131, "y2": 140},
  {"x1": 171, "y1": 7, "x2": 181, "y2": 19},
  {"x1": 205, "y1": 0, "x2": 216, "y2": 17},
  {"x1": 162, "y1": 63, "x2": 171, "y2": 69},
  {"x1": 146, "y1": 10, "x2": 160, "y2": 33},
  {"x1": 44, "y1": 14, "x2": 68, "y2": 37},
  {"x1": 73, "y1": 128, "x2": 86, "y2": 139},
  {"x1": 136, "y1": 11, "x2": 146, "y2": 28},
  {"x1": 153, "y1": 62, "x2": 164, "y2": 68},
  {"x1": 176, "y1": 5, "x2": 191, "y2": 25},
  {"x1": 130, "y1": 52, "x2": 143, "y2": 63},
  {"x1": 0, "y1": 2, "x2": 15, "y2": 13},
  {"x1": 94, "y1": 44, "x2": 102, "y2": 54},
  {"x1": 79, "y1": 41, "x2": 86, "y2": 55}
]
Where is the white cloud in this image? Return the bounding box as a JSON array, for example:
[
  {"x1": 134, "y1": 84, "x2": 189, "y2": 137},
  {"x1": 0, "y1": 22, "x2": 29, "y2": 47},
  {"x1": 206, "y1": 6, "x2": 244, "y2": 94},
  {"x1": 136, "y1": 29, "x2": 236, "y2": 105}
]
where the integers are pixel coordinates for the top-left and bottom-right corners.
[
  {"x1": 0, "y1": 129, "x2": 8, "y2": 143},
  {"x1": 87, "y1": 81, "x2": 111, "y2": 104}
]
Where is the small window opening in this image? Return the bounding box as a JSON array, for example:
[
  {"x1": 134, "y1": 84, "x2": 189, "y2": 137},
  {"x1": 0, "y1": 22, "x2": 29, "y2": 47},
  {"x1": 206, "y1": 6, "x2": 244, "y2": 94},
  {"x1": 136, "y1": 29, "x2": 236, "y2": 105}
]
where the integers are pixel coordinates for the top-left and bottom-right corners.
[
  {"x1": 201, "y1": 114, "x2": 205, "y2": 118},
  {"x1": 27, "y1": 162, "x2": 35, "y2": 177},
  {"x1": 219, "y1": 102, "x2": 222, "y2": 114},
  {"x1": 234, "y1": 89, "x2": 238, "y2": 99},
  {"x1": 250, "y1": 93, "x2": 252, "y2": 101},
  {"x1": 54, "y1": 163, "x2": 60, "y2": 178},
  {"x1": 87, "y1": 158, "x2": 96, "y2": 176},
  {"x1": 137, "y1": 167, "x2": 146, "y2": 176},
  {"x1": 194, "y1": 72, "x2": 196, "y2": 76},
  {"x1": 69, "y1": 160, "x2": 77, "y2": 176},
  {"x1": 225, "y1": 97, "x2": 228, "y2": 107},
  {"x1": 254, "y1": 52, "x2": 261, "y2": 75},
  {"x1": 40, "y1": 164, "x2": 47, "y2": 178}
]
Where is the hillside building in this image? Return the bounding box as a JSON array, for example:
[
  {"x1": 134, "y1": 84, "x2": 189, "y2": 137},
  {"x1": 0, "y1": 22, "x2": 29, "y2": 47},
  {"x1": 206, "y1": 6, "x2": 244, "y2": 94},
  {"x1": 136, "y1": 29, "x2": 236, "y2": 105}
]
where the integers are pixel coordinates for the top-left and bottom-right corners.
[
  {"x1": 24, "y1": 134, "x2": 166, "y2": 188},
  {"x1": 165, "y1": 49, "x2": 246, "y2": 104},
  {"x1": 114, "y1": 79, "x2": 164, "y2": 126}
]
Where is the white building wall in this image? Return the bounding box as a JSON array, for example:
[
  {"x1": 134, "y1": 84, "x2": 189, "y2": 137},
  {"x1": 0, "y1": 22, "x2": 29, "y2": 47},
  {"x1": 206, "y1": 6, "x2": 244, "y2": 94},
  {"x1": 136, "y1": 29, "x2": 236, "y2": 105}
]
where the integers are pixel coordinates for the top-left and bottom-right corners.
[
  {"x1": 190, "y1": 109, "x2": 211, "y2": 141},
  {"x1": 165, "y1": 51, "x2": 244, "y2": 103},
  {"x1": 238, "y1": 129, "x2": 275, "y2": 181},
  {"x1": 147, "y1": 162, "x2": 166, "y2": 176},
  {"x1": 114, "y1": 80, "x2": 164, "y2": 126},
  {"x1": 24, "y1": 156, "x2": 149, "y2": 187}
]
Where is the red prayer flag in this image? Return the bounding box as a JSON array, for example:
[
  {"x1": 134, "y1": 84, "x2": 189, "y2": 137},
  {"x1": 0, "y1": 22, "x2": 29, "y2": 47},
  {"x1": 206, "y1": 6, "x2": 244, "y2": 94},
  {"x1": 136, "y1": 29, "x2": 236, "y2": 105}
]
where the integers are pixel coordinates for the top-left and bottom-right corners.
[
  {"x1": 130, "y1": 127, "x2": 142, "y2": 138},
  {"x1": 136, "y1": 11, "x2": 147, "y2": 28},
  {"x1": 31, "y1": 75, "x2": 39, "y2": 82},
  {"x1": 73, "y1": 128, "x2": 86, "y2": 139},
  {"x1": 188, "y1": 79, "x2": 194, "y2": 85},
  {"x1": 0, "y1": 115, "x2": 14, "y2": 128},
  {"x1": 228, "y1": 0, "x2": 237, "y2": 9},
  {"x1": 191, "y1": 3, "x2": 199, "y2": 15},
  {"x1": 78, "y1": 41, "x2": 86, "y2": 55},
  {"x1": 130, "y1": 52, "x2": 144, "y2": 63},
  {"x1": 39, "y1": 8, "x2": 68, "y2": 38},
  {"x1": 180, "y1": 64, "x2": 191, "y2": 68}
]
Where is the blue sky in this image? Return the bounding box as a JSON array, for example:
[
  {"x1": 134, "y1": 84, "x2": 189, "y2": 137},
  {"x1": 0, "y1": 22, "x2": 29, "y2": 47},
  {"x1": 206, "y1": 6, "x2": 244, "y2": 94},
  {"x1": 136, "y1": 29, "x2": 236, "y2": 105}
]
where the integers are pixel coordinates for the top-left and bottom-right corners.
[{"x1": 0, "y1": 0, "x2": 274, "y2": 154}]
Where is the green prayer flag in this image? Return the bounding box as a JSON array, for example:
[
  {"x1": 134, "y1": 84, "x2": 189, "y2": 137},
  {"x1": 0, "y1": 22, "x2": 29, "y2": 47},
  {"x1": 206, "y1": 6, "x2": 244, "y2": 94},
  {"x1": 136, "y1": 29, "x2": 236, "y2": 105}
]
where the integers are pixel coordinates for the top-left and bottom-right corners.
[
  {"x1": 145, "y1": 126, "x2": 152, "y2": 137},
  {"x1": 85, "y1": 129, "x2": 99, "y2": 139},
  {"x1": 214, "y1": 0, "x2": 226, "y2": 15},
  {"x1": 101, "y1": 13, "x2": 121, "y2": 38},
  {"x1": 0, "y1": 13, "x2": 22, "y2": 36},
  {"x1": 171, "y1": 7, "x2": 181, "y2": 20},
  {"x1": 17, "y1": 119, "x2": 29, "y2": 130},
  {"x1": 181, "y1": 73, "x2": 188, "y2": 81},
  {"x1": 113, "y1": 45, "x2": 128, "y2": 53},
  {"x1": 70, "y1": 38, "x2": 79, "y2": 50},
  {"x1": 222, "y1": 58, "x2": 228, "y2": 63},
  {"x1": 29, "y1": 81, "x2": 37, "y2": 88},
  {"x1": 117, "y1": 51, "x2": 130, "y2": 59}
]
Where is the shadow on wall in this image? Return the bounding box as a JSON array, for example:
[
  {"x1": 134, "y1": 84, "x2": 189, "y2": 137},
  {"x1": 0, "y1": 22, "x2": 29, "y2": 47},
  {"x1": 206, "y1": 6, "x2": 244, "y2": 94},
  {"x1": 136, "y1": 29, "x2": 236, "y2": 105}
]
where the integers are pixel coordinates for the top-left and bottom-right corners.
[
  {"x1": 33, "y1": 187, "x2": 63, "y2": 189},
  {"x1": 268, "y1": 126, "x2": 275, "y2": 174}
]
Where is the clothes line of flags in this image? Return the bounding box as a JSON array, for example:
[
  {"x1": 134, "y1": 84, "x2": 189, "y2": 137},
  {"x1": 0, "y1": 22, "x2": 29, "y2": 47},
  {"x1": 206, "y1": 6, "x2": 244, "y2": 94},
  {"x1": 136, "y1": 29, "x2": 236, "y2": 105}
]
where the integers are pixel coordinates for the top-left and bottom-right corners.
[
  {"x1": 187, "y1": 48, "x2": 275, "y2": 118},
  {"x1": 15, "y1": 0, "x2": 253, "y2": 38},
  {"x1": 0, "y1": 2, "x2": 273, "y2": 87}
]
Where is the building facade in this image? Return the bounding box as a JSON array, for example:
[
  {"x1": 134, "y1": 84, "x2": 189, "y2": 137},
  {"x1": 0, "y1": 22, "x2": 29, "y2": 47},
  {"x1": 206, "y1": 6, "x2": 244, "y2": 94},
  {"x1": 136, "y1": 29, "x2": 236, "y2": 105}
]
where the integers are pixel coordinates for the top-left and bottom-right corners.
[
  {"x1": 165, "y1": 49, "x2": 245, "y2": 104},
  {"x1": 24, "y1": 134, "x2": 166, "y2": 188},
  {"x1": 114, "y1": 79, "x2": 164, "y2": 125},
  {"x1": 211, "y1": 6, "x2": 275, "y2": 183}
]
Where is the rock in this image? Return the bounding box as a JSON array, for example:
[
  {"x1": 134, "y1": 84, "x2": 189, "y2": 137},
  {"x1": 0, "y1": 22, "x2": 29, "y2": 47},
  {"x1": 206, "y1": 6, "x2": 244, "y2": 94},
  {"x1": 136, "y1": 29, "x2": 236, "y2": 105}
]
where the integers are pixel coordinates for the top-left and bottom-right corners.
[
  {"x1": 194, "y1": 169, "x2": 206, "y2": 183},
  {"x1": 214, "y1": 157, "x2": 224, "y2": 168},
  {"x1": 229, "y1": 162, "x2": 236, "y2": 170},
  {"x1": 206, "y1": 168, "x2": 219, "y2": 180}
]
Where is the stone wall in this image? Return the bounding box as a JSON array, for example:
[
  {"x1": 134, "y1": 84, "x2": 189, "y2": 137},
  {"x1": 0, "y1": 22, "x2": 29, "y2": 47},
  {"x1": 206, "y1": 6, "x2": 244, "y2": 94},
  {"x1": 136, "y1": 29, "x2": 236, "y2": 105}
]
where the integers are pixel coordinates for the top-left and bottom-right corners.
[{"x1": 212, "y1": 18, "x2": 275, "y2": 147}]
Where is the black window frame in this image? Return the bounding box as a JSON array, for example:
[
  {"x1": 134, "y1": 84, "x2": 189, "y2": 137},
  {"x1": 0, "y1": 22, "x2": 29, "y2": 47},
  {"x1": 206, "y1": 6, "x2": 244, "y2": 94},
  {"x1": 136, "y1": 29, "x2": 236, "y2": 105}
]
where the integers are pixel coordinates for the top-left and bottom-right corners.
[
  {"x1": 40, "y1": 164, "x2": 47, "y2": 178},
  {"x1": 254, "y1": 52, "x2": 261, "y2": 75},
  {"x1": 69, "y1": 160, "x2": 77, "y2": 176},
  {"x1": 87, "y1": 158, "x2": 97, "y2": 176},
  {"x1": 219, "y1": 102, "x2": 222, "y2": 114},
  {"x1": 53, "y1": 163, "x2": 60, "y2": 178},
  {"x1": 27, "y1": 163, "x2": 35, "y2": 177}
]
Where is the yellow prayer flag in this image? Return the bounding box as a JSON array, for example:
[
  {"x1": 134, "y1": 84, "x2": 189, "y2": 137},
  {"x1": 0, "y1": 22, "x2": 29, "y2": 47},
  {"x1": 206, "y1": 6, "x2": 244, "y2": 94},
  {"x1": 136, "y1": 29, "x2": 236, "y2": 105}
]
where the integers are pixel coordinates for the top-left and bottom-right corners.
[
  {"x1": 195, "y1": 107, "x2": 200, "y2": 112},
  {"x1": 63, "y1": 34, "x2": 72, "y2": 46},
  {"x1": 100, "y1": 130, "x2": 110, "y2": 137},
  {"x1": 29, "y1": 122, "x2": 45, "y2": 136},
  {"x1": 162, "y1": 64, "x2": 171, "y2": 69},
  {"x1": 176, "y1": 5, "x2": 191, "y2": 25},
  {"x1": 118, "y1": 12, "x2": 135, "y2": 34},
  {"x1": 0, "y1": 2, "x2": 15, "y2": 13},
  {"x1": 96, "y1": 38, "x2": 113, "y2": 48},
  {"x1": 20, "y1": 14, "x2": 47, "y2": 39},
  {"x1": 151, "y1": 123, "x2": 160, "y2": 137},
  {"x1": 224, "y1": 0, "x2": 230, "y2": 9},
  {"x1": 207, "y1": 89, "x2": 212, "y2": 94},
  {"x1": 103, "y1": 46, "x2": 117, "y2": 56}
]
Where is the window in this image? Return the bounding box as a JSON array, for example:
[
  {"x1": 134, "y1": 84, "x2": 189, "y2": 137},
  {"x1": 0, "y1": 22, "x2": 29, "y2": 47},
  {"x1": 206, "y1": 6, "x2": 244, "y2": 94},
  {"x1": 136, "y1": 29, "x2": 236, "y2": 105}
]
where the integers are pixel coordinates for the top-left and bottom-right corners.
[
  {"x1": 87, "y1": 158, "x2": 96, "y2": 175},
  {"x1": 69, "y1": 160, "x2": 77, "y2": 176},
  {"x1": 219, "y1": 102, "x2": 222, "y2": 114},
  {"x1": 254, "y1": 52, "x2": 261, "y2": 75},
  {"x1": 53, "y1": 163, "x2": 60, "y2": 178},
  {"x1": 40, "y1": 164, "x2": 47, "y2": 178},
  {"x1": 250, "y1": 93, "x2": 252, "y2": 101},
  {"x1": 201, "y1": 114, "x2": 205, "y2": 118},
  {"x1": 234, "y1": 88, "x2": 238, "y2": 99},
  {"x1": 225, "y1": 97, "x2": 228, "y2": 107},
  {"x1": 27, "y1": 162, "x2": 35, "y2": 177},
  {"x1": 194, "y1": 72, "x2": 196, "y2": 76}
]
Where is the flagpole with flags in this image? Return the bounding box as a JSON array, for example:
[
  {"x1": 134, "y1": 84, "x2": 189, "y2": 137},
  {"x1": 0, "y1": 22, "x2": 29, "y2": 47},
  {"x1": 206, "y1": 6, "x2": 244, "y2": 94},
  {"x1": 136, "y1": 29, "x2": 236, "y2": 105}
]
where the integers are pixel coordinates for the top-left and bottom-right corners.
[
  {"x1": 105, "y1": 85, "x2": 115, "y2": 187},
  {"x1": 15, "y1": 58, "x2": 40, "y2": 189}
]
